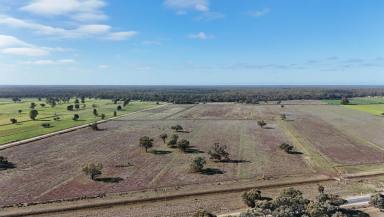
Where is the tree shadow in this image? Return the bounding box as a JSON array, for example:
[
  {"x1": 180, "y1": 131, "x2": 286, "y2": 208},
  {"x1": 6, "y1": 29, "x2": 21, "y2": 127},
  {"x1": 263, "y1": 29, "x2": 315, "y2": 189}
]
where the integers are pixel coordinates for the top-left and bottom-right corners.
[
  {"x1": 95, "y1": 177, "x2": 123, "y2": 183},
  {"x1": 176, "y1": 130, "x2": 190, "y2": 133},
  {"x1": 288, "y1": 151, "x2": 303, "y2": 155},
  {"x1": 221, "y1": 159, "x2": 251, "y2": 164},
  {"x1": 0, "y1": 162, "x2": 16, "y2": 170},
  {"x1": 340, "y1": 209, "x2": 370, "y2": 217},
  {"x1": 150, "y1": 149, "x2": 172, "y2": 155},
  {"x1": 184, "y1": 146, "x2": 204, "y2": 154},
  {"x1": 263, "y1": 127, "x2": 274, "y2": 130},
  {"x1": 201, "y1": 168, "x2": 225, "y2": 175}
]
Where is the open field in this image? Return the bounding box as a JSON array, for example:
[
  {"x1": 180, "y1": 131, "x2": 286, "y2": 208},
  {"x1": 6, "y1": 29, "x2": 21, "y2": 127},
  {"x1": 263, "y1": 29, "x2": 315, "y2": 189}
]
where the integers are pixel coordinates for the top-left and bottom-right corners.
[
  {"x1": 323, "y1": 96, "x2": 384, "y2": 105},
  {"x1": 1, "y1": 101, "x2": 384, "y2": 216},
  {"x1": 0, "y1": 98, "x2": 157, "y2": 145}
]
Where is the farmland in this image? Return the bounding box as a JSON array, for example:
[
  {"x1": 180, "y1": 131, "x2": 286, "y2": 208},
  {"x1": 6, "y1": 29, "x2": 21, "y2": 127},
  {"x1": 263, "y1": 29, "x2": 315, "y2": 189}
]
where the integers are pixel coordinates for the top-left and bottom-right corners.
[
  {"x1": 0, "y1": 98, "x2": 157, "y2": 145},
  {"x1": 1, "y1": 100, "x2": 384, "y2": 216}
]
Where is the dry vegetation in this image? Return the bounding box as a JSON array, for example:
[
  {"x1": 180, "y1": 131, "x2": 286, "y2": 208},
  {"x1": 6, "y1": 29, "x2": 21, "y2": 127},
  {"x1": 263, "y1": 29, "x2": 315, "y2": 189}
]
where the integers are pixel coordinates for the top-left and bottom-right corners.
[{"x1": 1, "y1": 102, "x2": 384, "y2": 216}]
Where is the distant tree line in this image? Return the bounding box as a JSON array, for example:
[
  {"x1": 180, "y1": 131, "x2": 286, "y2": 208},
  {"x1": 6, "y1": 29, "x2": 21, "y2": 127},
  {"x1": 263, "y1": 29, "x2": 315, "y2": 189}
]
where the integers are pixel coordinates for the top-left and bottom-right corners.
[{"x1": 2, "y1": 85, "x2": 384, "y2": 104}]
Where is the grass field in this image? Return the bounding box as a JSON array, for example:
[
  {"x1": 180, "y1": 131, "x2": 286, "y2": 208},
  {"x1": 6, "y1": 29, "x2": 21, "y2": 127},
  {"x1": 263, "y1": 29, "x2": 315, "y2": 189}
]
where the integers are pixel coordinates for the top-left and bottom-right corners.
[
  {"x1": 0, "y1": 98, "x2": 158, "y2": 145},
  {"x1": 323, "y1": 96, "x2": 384, "y2": 105},
  {"x1": 343, "y1": 104, "x2": 384, "y2": 116}
]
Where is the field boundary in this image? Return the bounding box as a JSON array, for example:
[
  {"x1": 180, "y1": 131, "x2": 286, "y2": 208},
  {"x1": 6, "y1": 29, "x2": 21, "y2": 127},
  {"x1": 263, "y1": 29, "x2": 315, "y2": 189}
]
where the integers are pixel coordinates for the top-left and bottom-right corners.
[{"x1": 0, "y1": 104, "x2": 166, "y2": 151}]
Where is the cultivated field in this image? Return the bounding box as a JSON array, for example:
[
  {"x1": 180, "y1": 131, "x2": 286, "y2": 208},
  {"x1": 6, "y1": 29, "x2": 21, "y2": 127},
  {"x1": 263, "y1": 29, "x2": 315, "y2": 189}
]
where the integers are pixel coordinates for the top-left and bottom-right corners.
[
  {"x1": 1, "y1": 101, "x2": 384, "y2": 211},
  {"x1": 0, "y1": 98, "x2": 157, "y2": 145}
]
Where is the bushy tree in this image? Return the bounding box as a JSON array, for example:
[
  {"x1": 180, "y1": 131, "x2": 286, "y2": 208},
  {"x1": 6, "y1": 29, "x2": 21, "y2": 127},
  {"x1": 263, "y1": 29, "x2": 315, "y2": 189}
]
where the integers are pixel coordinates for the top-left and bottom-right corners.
[
  {"x1": 271, "y1": 188, "x2": 309, "y2": 217},
  {"x1": 67, "y1": 105, "x2": 74, "y2": 111},
  {"x1": 370, "y1": 193, "x2": 384, "y2": 210},
  {"x1": 30, "y1": 102, "x2": 36, "y2": 109},
  {"x1": 101, "y1": 113, "x2": 106, "y2": 119},
  {"x1": 113, "y1": 111, "x2": 117, "y2": 117},
  {"x1": 29, "y1": 109, "x2": 38, "y2": 120},
  {"x1": 171, "y1": 124, "x2": 183, "y2": 132},
  {"x1": 139, "y1": 136, "x2": 154, "y2": 152},
  {"x1": 331, "y1": 212, "x2": 347, "y2": 217},
  {"x1": 82, "y1": 163, "x2": 103, "y2": 180},
  {"x1": 10, "y1": 118, "x2": 17, "y2": 124},
  {"x1": 73, "y1": 114, "x2": 80, "y2": 121},
  {"x1": 177, "y1": 139, "x2": 190, "y2": 152},
  {"x1": 193, "y1": 209, "x2": 217, "y2": 217},
  {"x1": 280, "y1": 114, "x2": 287, "y2": 120},
  {"x1": 189, "y1": 156, "x2": 206, "y2": 173},
  {"x1": 242, "y1": 189, "x2": 262, "y2": 208},
  {"x1": 41, "y1": 123, "x2": 50, "y2": 128},
  {"x1": 208, "y1": 143, "x2": 230, "y2": 162},
  {"x1": 159, "y1": 133, "x2": 168, "y2": 144},
  {"x1": 75, "y1": 104, "x2": 80, "y2": 110},
  {"x1": 117, "y1": 105, "x2": 122, "y2": 111},
  {"x1": 81, "y1": 96, "x2": 85, "y2": 103},
  {"x1": 167, "y1": 134, "x2": 179, "y2": 148},
  {"x1": 93, "y1": 108, "x2": 98, "y2": 117}
]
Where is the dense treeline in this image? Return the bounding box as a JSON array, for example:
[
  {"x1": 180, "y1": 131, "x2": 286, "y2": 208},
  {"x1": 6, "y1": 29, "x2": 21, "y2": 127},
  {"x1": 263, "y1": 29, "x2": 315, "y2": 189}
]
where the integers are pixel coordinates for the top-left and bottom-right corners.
[{"x1": 1, "y1": 85, "x2": 384, "y2": 104}]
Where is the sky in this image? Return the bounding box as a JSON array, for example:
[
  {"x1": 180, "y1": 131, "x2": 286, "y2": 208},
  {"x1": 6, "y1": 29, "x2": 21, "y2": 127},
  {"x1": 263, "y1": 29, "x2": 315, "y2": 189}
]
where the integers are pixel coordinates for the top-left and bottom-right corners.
[{"x1": 0, "y1": 0, "x2": 384, "y2": 85}]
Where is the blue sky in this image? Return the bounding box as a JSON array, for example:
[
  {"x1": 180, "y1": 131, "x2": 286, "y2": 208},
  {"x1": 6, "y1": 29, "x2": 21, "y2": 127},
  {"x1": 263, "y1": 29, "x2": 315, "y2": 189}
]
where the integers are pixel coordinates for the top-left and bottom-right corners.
[{"x1": 0, "y1": 0, "x2": 384, "y2": 85}]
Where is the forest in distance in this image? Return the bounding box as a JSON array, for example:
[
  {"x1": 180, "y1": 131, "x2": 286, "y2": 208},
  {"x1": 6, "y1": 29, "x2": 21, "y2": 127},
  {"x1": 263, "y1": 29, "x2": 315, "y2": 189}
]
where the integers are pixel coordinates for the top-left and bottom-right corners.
[{"x1": 1, "y1": 85, "x2": 384, "y2": 104}]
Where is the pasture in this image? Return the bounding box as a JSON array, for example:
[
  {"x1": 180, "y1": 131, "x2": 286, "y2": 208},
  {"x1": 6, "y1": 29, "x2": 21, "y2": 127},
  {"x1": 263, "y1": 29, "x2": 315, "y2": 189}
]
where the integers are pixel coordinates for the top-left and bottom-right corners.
[
  {"x1": 0, "y1": 98, "x2": 157, "y2": 145},
  {"x1": 1, "y1": 101, "x2": 384, "y2": 208}
]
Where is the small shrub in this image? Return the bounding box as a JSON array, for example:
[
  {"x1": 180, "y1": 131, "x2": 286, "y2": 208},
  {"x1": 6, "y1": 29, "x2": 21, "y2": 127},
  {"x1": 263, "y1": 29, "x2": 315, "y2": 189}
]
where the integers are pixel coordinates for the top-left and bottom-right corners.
[
  {"x1": 257, "y1": 120, "x2": 266, "y2": 128},
  {"x1": 10, "y1": 118, "x2": 17, "y2": 124},
  {"x1": 139, "y1": 136, "x2": 154, "y2": 152},
  {"x1": 29, "y1": 109, "x2": 38, "y2": 120},
  {"x1": 90, "y1": 122, "x2": 99, "y2": 130},
  {"x1": 167, "y1": 134, "x2": 179, "y2": 148},
  {"x1": 208, "y1": 143, "x2": 230, "y2": 162},
  {"x1": 189, "y1": 156, "x2": 206, "y2": 173},
  {"x1": 113, "y1": 111, "x2": 117, "y2": 117},
  {"x1": 0, "y1": 156, "x2": 15, "y2": 170},
  {"x1": 117, "y1": 105, "x2": 122, "y2": 111},
  {"x1": 67, "y1": 105, "x2": 74, "y2": 111},
  {"x1": 41, "y1": 123, "x2": 51, "y2": 128},
  {"x1": 370, "y1": 193, "x2": 384, "y2": 210},
  {"x1": 279, "y1": 143, "x2": 294, "y2": 153},
  {"x1": 159, "y1": 133, "x2": 168, "y2": 144},
  {"x1": 82, "y1": 163, "x2": 103, "y2": 180},
  {"x1": 101, "y1": 113, "x2": 106, "y2": 120}
]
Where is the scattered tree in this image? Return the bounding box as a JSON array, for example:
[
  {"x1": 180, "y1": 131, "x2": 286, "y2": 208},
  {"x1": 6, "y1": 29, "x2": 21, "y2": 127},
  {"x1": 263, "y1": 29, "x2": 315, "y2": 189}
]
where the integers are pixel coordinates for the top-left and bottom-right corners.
[
  {"x1": 279, "y1": 143, "x2": 294, "y2": 153},
  {"x1": 208, "y1": 143, "x2": 230, "y2": 162},
  {"x1": 242, "y1": 189, "x2": 262, "y2": 208},
  {"x1": 117, "y1": 105, "x2": 122, "y2": 111},
  {"x1": 81, "y1": 96, "x2": 85, "y2": 104},
  {"x1": 17, "y1": 109, "x2": 22, "y2": 114},
  {"x1": 171, "y1": 124, "x2": 183, "y2": 132},
  {"x1": 139, "y1": 136, "x2": 154, "y2": 152},
  {"x1": 113, "y1": 111, "x2": 117, "y2": 117},
  {"x1": 257, "y1": 120, "x2": 267, "y2": 128},
  {"x1": 159, "y1": 133, "x2": 168, "y2": 144},
  {"x1": 189, "y1": 156, "x2": 206, "y2": 173},
  {"x1": 177, "y1": 139, "x2": 190, "y2": 152},
  {"x1": 10, "y1": 118, "x2": 17, "y2": 124},
  {"x1": 30, "y1": 102, "x2": 36, "y2": 109},
  {"x1": 29, "y1": 109, "x2": 38, "y2": 120},
  {"x1": 75, "y1": 104, "x2": 80, "y2": 110},
  {"x1": 82, "y1": 163, "x2": 103, "y2": 180},
  {"x1": 73, "y1": 114, "x2": 80, "y2": 121},
  {"x1": 67, "y1": 105, "x2": 74, "y2": 111},
  {"x1": 90, "y1": 122, "x2": 99, "y2": 131},
  {"x1": 370, "y1": 193, "x2": 384, "y2": 210},
  {"x1": 167, "y1": 134, "x2": 179, "y2": 148},
  {"x1": 101, "y1": 113, "x2": 106, "y2": 120},
  {"x1": 193, "y1": 209, "x2": 217, "y2": 217},
  {"x1": 93, "y1": 108, "x2": 98, "y2": 117},
  {"x1": 341, "y1": 97, "x2": 350, "y2": 105},
  {"x1": 40, "y1": 103, "x2": 46, "y2": 107}
]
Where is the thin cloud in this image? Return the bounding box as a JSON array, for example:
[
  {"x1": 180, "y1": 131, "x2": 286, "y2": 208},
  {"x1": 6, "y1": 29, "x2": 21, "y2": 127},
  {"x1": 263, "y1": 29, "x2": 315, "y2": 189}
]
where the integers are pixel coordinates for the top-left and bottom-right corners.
[
  {"x1": 21, "y1": 0, "x2": 107, "y2": 22},
  {"x1": 248, "y1": 8, "x2": 271, "y2": 17},
  {"x1": 0, "y1": 15, "x2": 138, "y2": 40},
  {"x1": 165, "y1": 0, "x2": 209, "y2": 14},
  {"x1": 195, "y1": 11, "x2": 224, "y2": 21},
  {"x1": 2, "y1": 47, "x2": 49, "y2": 56},
  {"x1": 188, "y1": 32, "x2": 214, "y2": 40},
  {"x1": 22, "y1": 59, "x2": 76, "y2": 65}
]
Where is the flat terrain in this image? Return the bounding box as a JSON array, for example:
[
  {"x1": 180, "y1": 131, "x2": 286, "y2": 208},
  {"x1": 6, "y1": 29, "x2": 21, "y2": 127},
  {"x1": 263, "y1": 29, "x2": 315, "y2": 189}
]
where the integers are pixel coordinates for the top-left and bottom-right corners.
[
  {"x1": 1, "y1": 100, "x2": 384, "y2": 216},
  {"x1": 0, "y1": 98, "x2": 157, "y2": 144}
]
